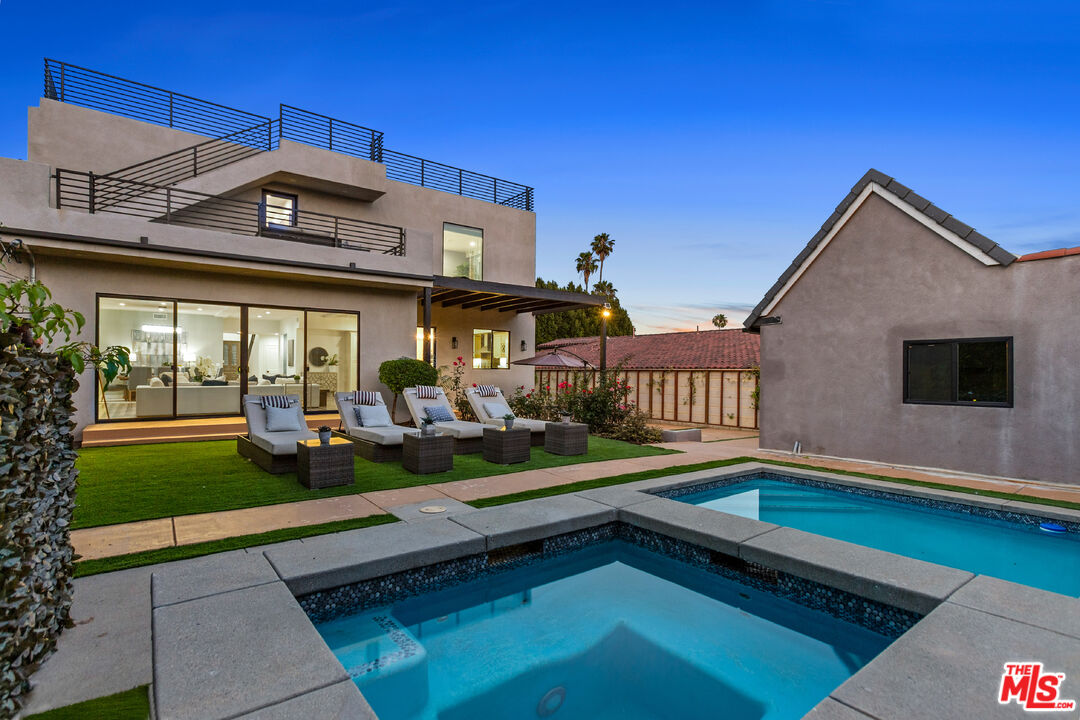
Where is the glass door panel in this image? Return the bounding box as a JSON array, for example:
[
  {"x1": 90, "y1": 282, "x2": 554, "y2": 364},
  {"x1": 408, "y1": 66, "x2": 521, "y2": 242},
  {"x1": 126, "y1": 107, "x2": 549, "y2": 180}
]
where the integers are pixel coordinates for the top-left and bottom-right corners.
[
  {"x1": 305, "y1": 311, "x2": 358, "y2": 411},
  {"x1": 175, "y1": 303, "x2": 242, "y2": 417},
  {"x1": 247, "y1": 307, "x2": 306, "y2": 404},
  {"x1": 97, "y1": 296, "x2": 175, "y2": 420}
]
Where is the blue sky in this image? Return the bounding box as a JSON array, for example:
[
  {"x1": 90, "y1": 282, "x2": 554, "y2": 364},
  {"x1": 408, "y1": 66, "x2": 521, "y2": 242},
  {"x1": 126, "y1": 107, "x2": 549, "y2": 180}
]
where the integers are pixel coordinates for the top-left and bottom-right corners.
[{"x1": 1, "y1": 1, "x2": 1078, "y2": 333}]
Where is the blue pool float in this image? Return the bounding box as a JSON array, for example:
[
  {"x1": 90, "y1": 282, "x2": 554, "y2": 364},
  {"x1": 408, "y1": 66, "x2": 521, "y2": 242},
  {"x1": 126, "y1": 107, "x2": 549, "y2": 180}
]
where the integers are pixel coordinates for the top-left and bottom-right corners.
[{"x1": 1040, "y1": 522, "x2": 1067, "y2": 534}]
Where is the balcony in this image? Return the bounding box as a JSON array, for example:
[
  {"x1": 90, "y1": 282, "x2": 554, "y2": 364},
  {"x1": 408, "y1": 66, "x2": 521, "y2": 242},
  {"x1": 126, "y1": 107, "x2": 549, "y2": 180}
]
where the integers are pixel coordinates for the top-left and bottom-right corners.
[
  {"x1": 44, "y1": 59, "x2": 534, "y2": 212},
  {"x1": 55, "y1": 169, "x2": 406, "y2": 255}
]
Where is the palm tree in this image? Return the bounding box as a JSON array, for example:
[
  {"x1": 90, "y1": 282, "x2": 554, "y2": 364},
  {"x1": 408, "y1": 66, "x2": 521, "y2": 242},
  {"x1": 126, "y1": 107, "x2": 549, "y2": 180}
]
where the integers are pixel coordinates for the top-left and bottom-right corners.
[
  {"x1": 591, "y1": 233, "x2": 614, "y2": 285},
  {"x1": 712, "y1": 313, "x2": 728, "y2": 329},
  {"x1": 593, "y1": 280, "x2": 617, "y2": 299},
  {"x1": 575, "y1": 251, "x2": 598, "y2": 291}
]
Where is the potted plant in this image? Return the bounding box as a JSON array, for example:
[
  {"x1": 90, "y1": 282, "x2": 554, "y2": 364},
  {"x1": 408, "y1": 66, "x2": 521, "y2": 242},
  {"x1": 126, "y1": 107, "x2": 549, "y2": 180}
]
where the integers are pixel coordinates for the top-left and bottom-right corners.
[
  {"x1": 560, "y1": 409, "x2": 572, "y2": 424},
  {"x1": 503, "y1": 413, "x2": 515, "y2": 430},
  {"x1": 317, "y1": 425, "x2": 332, "y2": 445},
  {"x1": 421, "y1": 417, "x2": 436, "y2": 436}
]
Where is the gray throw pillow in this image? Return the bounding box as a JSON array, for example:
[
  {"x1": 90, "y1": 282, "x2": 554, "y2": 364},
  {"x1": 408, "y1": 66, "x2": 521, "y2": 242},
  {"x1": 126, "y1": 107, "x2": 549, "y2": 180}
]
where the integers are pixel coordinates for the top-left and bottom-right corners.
[
  {"x1": 265, "y1": 404, "x2": 301, "y2": 432},
  {"x1": 354, "y1": 404, "x2": 393, "y2": 428},
  {"x1": 424, "y1": 405, "x2": 455, "y2": 423}
]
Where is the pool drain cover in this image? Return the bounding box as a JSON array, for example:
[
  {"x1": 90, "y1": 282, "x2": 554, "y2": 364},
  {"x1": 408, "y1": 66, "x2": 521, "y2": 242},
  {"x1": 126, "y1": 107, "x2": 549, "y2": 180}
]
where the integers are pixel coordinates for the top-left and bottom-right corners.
[
  {"x1": 419, "y1": 505, "x2": 447, "y2": 514},
  {"x1": 537, "y1": 686, "x2": 566, "y2": 716}
]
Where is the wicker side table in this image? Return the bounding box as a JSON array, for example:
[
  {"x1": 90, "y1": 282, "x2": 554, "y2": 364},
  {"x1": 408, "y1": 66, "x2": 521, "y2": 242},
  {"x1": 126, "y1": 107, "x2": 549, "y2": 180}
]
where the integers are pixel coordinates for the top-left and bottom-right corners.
[
  {"x1": 297, "y1": 437, "x2": 355, "y2": 489},
  {"x1": 482, "y1": 426, "x2": 531, "y2": 464},
  {"x1": 544, "y1": 422, "x2": 589, "y2": 456},
  {"x1": 403, "y1": 433, "x2": 454, "y2": 474}
]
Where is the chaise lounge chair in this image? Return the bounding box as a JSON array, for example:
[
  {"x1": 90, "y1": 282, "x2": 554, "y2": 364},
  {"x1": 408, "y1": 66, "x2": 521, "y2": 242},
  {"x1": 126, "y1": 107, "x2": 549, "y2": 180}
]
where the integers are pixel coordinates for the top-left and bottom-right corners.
[
  {"x1": 466, "y1": 386, "x2": 546, "y2": 446},
  {"x1": 403, "y1": 386, "x2": 487, "y2": 454},
  {"x1": 333, "y1": 391, "x2": 418, "y2": 462},
  {"x1": 236, "y1": 394, "x2": 317, "y2": 474}
]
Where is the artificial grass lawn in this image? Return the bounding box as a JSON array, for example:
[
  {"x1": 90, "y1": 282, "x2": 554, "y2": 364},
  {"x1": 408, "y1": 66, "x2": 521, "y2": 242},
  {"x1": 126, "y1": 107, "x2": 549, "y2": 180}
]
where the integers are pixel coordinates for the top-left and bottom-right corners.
[
  {"x1": 74, "y1": 437, "x2": 675, "y2": 529},
  {"x1": 74, "y1": 514, "x2": 396, "y2": 577},
  {"x1": 24, "y1": 685, "x2": 149, "y2": 720}
]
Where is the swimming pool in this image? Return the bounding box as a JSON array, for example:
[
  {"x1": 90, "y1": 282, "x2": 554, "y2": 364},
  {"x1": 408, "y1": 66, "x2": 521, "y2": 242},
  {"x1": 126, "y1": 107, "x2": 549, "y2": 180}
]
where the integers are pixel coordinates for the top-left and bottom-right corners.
[
  {"x1": 674, "y1": 474, "x2": 1080, "y2": 597},
  {"x1": 316, "y1": 540, "x2": 893, "y2": 720}
]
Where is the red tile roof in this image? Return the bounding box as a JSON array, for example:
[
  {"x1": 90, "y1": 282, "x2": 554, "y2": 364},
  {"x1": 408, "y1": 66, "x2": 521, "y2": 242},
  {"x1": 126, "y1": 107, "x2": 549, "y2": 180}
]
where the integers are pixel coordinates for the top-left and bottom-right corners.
[
  {"x1": 1015, "y1": 246, "x2": 1080, "y2": 263},
  {"x1": 536, "y1": 329, "x2": 759, "y2": 370}
]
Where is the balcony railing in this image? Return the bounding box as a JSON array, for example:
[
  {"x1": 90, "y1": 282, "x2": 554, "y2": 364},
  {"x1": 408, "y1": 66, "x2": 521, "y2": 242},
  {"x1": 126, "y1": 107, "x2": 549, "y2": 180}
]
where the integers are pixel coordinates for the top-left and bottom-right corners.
[
  {"x1": 44, "y1": 58, "x2": 270, "y2": 139},
  {"x1": 55, "y1": 169, "x2": 406, "y2": 256},
  {"x1": 43, "y1": 60, "x2": 535, "y2": 212}
]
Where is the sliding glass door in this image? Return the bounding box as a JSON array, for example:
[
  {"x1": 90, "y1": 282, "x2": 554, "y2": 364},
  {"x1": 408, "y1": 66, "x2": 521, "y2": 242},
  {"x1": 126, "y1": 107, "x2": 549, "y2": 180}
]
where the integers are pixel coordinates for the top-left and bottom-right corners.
[
  {"x1": 306, "y1": 311, "x2": 359, "y2": 411},
  {"x1": 98, "y1": 297, "x2": 176, "y2": 420},
  {"x1": 174, "y1": 303, "x2": 242, "y2": 417}
]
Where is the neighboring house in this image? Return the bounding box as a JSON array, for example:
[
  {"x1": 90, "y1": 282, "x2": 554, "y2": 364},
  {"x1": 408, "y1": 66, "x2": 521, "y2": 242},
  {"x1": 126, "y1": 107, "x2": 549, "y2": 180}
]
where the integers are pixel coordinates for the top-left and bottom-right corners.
[
  {"x1": 746, "y1": 168, "x2": 1080, "y2": 485},
  {"x1": 536, "y1": 330, "x2": 760, "y2": 429},
  {"x1": 0, "y1": 60, "x2": 598, "y2": 434}
]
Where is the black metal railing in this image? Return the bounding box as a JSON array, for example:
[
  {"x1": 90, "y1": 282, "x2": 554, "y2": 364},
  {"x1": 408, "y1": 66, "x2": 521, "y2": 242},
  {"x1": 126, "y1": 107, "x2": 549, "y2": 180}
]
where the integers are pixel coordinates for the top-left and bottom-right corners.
[
  {"x1": 279, "y1": 105, "x2": 383, "y2": 163},
  {"x1": 56, "y1": 169, "x2": 406, "y2": 255},
  {"x1": 44, "y1": 58, "x2": 270, "y2": 138},
  {"x1": 44, "y1": 59, "x2": 535, "y2": 212}
]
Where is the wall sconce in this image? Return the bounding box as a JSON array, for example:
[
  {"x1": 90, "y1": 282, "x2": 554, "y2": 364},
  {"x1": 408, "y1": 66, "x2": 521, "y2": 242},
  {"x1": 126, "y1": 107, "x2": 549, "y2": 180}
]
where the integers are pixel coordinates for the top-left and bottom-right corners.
[
  {"x1": 520, "y1": 340, "x2": 527, "y2": 352},
  {"x1": 451, "y1": 337, "x2": 458, "y2": 349}
]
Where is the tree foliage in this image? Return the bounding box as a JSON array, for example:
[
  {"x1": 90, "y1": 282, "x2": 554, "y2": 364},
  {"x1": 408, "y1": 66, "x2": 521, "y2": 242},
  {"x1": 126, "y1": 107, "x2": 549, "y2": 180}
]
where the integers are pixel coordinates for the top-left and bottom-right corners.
[
  {"x1": 377, "y1": 356, "x2": 439, "y2": 421},
  {"x1": 712, "y1": 313, "x2": 728, "y2": 329},
  {"x1": 534, "y1": 278, "x2": 635, "y2": 346}
]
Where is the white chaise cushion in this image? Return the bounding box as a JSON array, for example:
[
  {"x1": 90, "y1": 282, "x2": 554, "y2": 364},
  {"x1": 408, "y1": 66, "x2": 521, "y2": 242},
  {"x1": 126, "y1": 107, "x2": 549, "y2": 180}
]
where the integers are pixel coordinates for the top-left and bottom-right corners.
[{"x1": 348, "y1": 425, "x2": 416, "y2": 446}]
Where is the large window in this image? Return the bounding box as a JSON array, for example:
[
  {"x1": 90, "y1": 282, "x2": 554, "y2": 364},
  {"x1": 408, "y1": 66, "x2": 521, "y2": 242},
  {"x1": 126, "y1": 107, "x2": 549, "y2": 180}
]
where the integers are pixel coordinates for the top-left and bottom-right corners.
[
  {"x1": 904, "y1": 338, "x2": 1012, "y2": 406},
  {"x1": 473, "y1": 329, "x2": 510, "y2": 369},
  {"x1": 97, "y1": 296, "x2": 359, "y2": 421},
  {"x1": 443, "y1": 223, "x2": 483, "y2": 279}
]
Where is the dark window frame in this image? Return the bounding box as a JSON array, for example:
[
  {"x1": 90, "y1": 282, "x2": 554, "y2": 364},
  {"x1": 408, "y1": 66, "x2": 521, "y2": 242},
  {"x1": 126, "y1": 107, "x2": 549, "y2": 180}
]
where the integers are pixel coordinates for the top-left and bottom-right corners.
[
  {"x1": 902, "y1": 336, "x2": 1013, "y2": 408},
  {"x1": 443, "y1": 221, "x2": 485, "y2": 281},
  {"x1": 262, "y1": 189, "x2": 298, "y2": 227}
]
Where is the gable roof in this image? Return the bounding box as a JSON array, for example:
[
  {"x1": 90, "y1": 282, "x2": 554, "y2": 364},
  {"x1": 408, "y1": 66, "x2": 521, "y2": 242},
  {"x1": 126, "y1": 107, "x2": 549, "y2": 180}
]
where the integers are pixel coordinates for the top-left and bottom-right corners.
[
  {"x1": 536, "y1": 329, "x2": 759, "y2": 370},
  {"x1": 744, "y1": 169, "x2": 1017, "y2": 330}
]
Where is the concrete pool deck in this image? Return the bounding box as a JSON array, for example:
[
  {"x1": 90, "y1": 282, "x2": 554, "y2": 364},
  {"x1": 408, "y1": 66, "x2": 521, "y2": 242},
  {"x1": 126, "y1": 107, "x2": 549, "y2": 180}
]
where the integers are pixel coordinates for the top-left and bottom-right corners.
[
  {"x1": 71, "y1": 434, "x2": 1080, "y2": 561},
  {"x1": 22, "y1": 461, "x2": 1080, "y2": 719}
]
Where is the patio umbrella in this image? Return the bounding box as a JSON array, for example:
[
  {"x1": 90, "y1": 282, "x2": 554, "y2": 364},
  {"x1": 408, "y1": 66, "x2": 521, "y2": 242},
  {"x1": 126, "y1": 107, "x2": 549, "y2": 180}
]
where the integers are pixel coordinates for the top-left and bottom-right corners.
[{"x1": 512, "y1": 348, "x2": 591, "y2": 368}]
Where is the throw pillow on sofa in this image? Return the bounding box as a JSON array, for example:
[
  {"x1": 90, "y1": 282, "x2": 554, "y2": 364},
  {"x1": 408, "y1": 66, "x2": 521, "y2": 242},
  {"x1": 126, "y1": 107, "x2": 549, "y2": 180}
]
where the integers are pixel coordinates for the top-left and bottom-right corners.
[
  {"x1": 265, "y1": 404, "x2": 301, "y2": 432},
  {"x1": 201, "y1": 379, "x2": 228, "y2": 386},
  {"x1": 354, "y1": 404, "x2": 393, "y2": 428}
]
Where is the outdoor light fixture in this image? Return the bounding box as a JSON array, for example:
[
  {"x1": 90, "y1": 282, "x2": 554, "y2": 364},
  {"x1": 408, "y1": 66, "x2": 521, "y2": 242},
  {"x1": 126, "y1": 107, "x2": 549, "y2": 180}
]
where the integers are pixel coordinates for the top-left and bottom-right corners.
[
  {"x1": 452, "y1": 337, "x2": 458, "y2": 349},
  {"x1": 521, "y1": 340, "x2": 527, "y2": 352},
  {"x1": 601, "y1": 303, "x2": 612, "y2": 318}
]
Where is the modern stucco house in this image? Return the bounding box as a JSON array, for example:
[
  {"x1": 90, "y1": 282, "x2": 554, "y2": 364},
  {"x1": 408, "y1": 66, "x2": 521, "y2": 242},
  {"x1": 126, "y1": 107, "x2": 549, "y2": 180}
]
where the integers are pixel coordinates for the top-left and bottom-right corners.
[
  {"x1": 745, "y1": 169, "x2": 1080, "y2": 485},
  {"x1": 0, "y1": 59, "x2": 598, "y2": 436}
]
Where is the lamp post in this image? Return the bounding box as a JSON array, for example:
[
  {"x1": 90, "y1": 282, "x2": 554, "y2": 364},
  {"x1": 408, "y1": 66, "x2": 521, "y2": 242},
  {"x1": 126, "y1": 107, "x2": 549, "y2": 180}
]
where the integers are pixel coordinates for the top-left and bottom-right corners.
[{"x1": 599, "y1": 303, "x2": 611, "y2": 378}]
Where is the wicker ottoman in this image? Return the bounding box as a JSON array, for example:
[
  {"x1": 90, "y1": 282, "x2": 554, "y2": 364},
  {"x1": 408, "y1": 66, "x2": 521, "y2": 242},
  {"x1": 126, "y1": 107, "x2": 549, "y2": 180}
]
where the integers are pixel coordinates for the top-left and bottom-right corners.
[
  {"x1": 403, "y1": 433, "x2": 455, "y2": 474},
  {"x1": 482, "y1": 426, "x2": 531, "y2": 464},
  {"x1": 544, "y1": 422, "x2": 589, "y2": 456},
  {"x1": 296, "y1": 438, "x2": 355, "y2": 489}
]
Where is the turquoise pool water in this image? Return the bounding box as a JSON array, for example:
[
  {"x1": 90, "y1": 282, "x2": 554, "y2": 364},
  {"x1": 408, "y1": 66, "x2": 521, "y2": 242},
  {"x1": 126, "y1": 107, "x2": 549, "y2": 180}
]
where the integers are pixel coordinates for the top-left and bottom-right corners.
[
  {"x1": 677, "y1": 476, "x2": 1080, "y2": 597},
  {"x1": 317, "y1": 541, "x2": 891, "y2": 720}
]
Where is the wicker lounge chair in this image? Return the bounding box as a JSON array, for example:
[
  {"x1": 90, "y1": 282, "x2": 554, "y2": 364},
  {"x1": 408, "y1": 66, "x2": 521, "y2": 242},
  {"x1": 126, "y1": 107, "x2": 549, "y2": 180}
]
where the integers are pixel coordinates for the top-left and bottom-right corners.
[
  {"x1": 236, "y1": 394, "x2": 316, "y2": 473},
  {"x1": 466, "y1": 386, "x2": 546, "y2": 446},
  {"x1": 333, "y1": 391, "x2": 418, "y2": 462},
  {"x1": 403, "y1": 386, "x2": 487, "y2": 454}
]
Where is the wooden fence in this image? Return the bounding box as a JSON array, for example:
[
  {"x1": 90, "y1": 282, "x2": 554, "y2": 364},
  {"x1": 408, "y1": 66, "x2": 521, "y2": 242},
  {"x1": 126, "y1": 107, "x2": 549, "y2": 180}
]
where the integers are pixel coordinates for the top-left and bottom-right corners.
[{"x1": 533, "y1": 368, "x2": 759, "y2": 429}]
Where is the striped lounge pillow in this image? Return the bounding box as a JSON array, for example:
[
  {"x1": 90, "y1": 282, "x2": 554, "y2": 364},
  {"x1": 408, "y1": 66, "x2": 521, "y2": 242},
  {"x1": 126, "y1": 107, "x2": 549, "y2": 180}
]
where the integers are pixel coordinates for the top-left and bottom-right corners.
[
  {"x1": 354, "y1": 390, "x2": 380, "y2": 406},
  {"x1": 476, "y1": 384, "x2": 498, "y2": 397},
  {"x1": 260, "y1": 395, "x2": 291, "y2": 409},
  {"x1": 416, "y1": 385, "x2": 440, "y2": 400}
]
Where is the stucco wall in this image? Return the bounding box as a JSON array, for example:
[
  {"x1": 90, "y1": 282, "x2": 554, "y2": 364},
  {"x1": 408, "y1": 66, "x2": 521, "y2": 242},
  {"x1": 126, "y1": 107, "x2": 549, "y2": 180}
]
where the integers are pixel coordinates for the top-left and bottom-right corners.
[
  {"x1": 759, "y1": 192, "x2": 1080, "y2": 484},
  {"x1": 35, "y1": 256, "x2": 418, "y2": 430},
  {"x1": 421, "y1": 304, "x2": 536, "y2": 392}
]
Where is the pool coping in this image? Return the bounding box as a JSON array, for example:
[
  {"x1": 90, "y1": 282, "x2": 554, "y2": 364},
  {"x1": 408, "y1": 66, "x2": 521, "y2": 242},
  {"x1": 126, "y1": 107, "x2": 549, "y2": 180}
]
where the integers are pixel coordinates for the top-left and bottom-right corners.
[{"x1": 146, "y1": 461, "x2": 1080, "y2": 720}]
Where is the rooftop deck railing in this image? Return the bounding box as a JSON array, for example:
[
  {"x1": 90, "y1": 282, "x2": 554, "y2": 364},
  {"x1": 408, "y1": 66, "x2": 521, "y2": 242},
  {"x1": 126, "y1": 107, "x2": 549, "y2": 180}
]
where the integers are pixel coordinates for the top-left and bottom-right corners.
[
  {"x1": 55, "y1": 169, "x2": 406, "y2": 255},
  {"x1": 44, "y1": 58, "x2": 270, "y2": 139},
  {"x1": 43, "y1": 59, "x2": 535, "y2": 212}
]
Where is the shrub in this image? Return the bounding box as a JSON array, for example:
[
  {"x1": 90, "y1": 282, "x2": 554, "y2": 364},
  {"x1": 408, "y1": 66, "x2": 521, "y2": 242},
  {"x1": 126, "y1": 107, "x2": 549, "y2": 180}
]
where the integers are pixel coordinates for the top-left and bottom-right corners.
[
  {"x1": 378, "y1": 357, "x2": 439, "y2": 423},
  {"x1": 506, "y1": 368, "x2": 659, "y2": 444},
  {"x1": 438, "y1": 357, "x2": 476, "y2": 421}
]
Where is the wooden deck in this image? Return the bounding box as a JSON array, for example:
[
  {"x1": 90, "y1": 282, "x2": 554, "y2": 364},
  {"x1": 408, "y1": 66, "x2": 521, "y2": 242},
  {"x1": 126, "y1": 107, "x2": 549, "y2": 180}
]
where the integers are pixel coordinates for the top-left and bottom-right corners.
[{"x1": 80, "y1": 414, "x2": 341, "y2": 447}]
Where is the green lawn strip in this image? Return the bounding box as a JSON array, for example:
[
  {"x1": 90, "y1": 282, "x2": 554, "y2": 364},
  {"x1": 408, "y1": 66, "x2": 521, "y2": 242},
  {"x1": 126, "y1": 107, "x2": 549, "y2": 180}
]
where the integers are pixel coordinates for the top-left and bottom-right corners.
[
  {"x1": 74, "y1": 437, "x2": 675, "y2": 529},
  {"x1": 24, "y1": 685, "x2": 150, "y2": 720},
  {"x1": 469, "y1": 455, "x2": 1080, "y2": 512},
  {"x1": 74, "y1": 515, "x2": 396, "y2": 577},
  {"x1": 467, "y1": 457, "x2": 755, "y2": 507}
]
